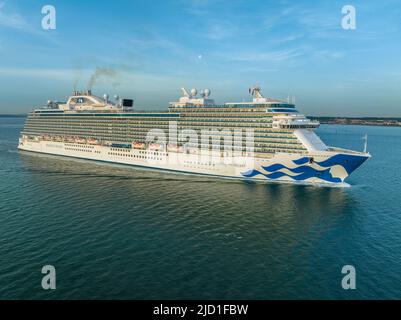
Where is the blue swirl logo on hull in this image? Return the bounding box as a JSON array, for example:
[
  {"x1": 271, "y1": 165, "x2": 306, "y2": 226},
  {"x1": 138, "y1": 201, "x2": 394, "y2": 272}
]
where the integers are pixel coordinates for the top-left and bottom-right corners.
[
  {"x1": 292, "y1": 157, "x2": 310, "y2": 165},
  {"x1": 241, "y1": 153, "x2": 368, "y2": 183}
]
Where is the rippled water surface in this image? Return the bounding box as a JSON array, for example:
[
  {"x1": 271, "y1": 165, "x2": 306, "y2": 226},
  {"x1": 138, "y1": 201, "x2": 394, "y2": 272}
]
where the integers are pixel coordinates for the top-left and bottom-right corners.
[{"x1": 1, "y1": 117, "x2": 401, "y2": 299}]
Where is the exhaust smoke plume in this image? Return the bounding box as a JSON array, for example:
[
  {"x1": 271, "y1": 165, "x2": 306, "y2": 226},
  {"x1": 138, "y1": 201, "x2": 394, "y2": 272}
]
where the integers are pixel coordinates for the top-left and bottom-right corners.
[
  {"x1": 87, "y1": 67, "x2": 118, "y2": 89},
  {"x1": 73, "y1": 68, "x2": 82, "y2": 92}
]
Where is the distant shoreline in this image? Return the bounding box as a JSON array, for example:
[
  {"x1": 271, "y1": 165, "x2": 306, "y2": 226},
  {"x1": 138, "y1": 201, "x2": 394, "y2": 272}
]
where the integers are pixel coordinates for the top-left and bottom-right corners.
[
  {"x1": 0, "y1": 114, "x2": 26, "y2": 117},
  {"x1": 1, "y1": 114, "x2": 400, "y2": 127},
  {"x1": 309, "y1": 117, "x2": 401, "y2": 127}
]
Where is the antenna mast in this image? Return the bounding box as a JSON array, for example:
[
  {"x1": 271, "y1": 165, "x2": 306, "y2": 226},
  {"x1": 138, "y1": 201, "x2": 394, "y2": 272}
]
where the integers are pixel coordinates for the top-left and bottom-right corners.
[
  {"x1": 181, "y1": 88, "x2": 190, "y2": 97},
  {"x1": 363, "y1": 134, "x2": 368, "y2": 153}
]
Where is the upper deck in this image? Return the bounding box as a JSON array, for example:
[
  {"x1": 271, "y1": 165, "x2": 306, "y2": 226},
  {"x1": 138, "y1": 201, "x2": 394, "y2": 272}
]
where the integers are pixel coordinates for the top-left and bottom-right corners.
[
  {"x1": 31, "y1": 87, "x2": 320, "y2": 134},
  {"x1": 40, "y1": 90, "x2": 134, "y2": 113},
  {"x1": 168, "y1": 86, "x2": 299, "y2": 112}
]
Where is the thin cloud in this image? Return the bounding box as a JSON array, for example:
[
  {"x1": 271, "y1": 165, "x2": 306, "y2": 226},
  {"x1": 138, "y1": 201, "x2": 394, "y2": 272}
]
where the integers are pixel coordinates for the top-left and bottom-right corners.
[
  {"x1": 129, "y1": 34, "x2": 187, "y2": 56},
  {"x1": 180, "y1": 0, "x2": 217, "y2": 16},
  {"x1": 0, "y1": 1, "x2": 27, "y2": 30},
  {"x1": 0, "y1": 68, "x2": 78, "y2": 79},
  {"x1": 276, "y1": 34, "x2": 304, "y2": 43},
  {"x1": 313, "y1": 50, "x2": 345, "y2": 60},
  {"x1": 203, "y1": 21, "x2": 238, "y2": 40},
  {"x1": 220, "y1": 48, "x2": 304, "y2": 63},
  {"x1": 0, "y1": 0, "x2": 59, "y2": 40}
]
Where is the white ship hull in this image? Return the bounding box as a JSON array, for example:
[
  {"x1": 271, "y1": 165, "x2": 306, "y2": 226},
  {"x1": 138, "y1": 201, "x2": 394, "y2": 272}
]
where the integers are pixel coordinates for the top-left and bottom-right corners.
[{"x1": 18, "y1": 138, "x2": 369, "y2": 186}]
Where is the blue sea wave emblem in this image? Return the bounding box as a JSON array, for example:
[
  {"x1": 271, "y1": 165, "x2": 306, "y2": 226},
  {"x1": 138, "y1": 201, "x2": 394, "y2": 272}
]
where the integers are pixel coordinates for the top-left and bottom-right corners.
[
  {"x1": 292, "y1": 157, "x2": 310, "y2": 165},
  {"x1": 241, "y1": 154, "x2": 368, "y2": 183}
]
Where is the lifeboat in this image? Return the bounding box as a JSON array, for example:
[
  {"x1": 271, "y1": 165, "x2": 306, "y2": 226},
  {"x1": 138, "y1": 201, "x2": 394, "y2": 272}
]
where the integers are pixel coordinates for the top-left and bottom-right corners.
[
  {"x1": 188, "y1": 147, "x2": 199, "y2": 155},
  {"x1": 88, "y1": 138, "x2": 98, "y2": 145},
  {"x1": 148, "y1": 143, "x2": 164, "y2": 151},
  {"x1": 167, "y1": 144, "x2": 179, "y2": 152},
  {"x1": 75, "y1": 137, "x2": 86, "y2": 143},
  {"x1": 132, "y1": 141, "x2": 145, "y2": 149}
]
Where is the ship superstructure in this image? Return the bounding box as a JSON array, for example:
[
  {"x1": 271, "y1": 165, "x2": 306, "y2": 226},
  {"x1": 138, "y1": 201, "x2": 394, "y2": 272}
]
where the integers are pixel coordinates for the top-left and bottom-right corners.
[{"x1": 18, "y1": 87, "x2": 370, "y2": 185}]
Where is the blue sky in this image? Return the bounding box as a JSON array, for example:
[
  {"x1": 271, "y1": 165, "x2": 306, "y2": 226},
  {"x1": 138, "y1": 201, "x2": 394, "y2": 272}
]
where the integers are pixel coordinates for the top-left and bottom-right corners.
[{"x1": 0, "y1": 0, "x2": 400, "y2": 116}]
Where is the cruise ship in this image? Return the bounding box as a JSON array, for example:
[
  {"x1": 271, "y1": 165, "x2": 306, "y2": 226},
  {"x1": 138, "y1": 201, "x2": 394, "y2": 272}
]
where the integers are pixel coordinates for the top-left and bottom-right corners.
[{"x1": 18, "y1": 87, "x2": 370, "y2": 186}]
